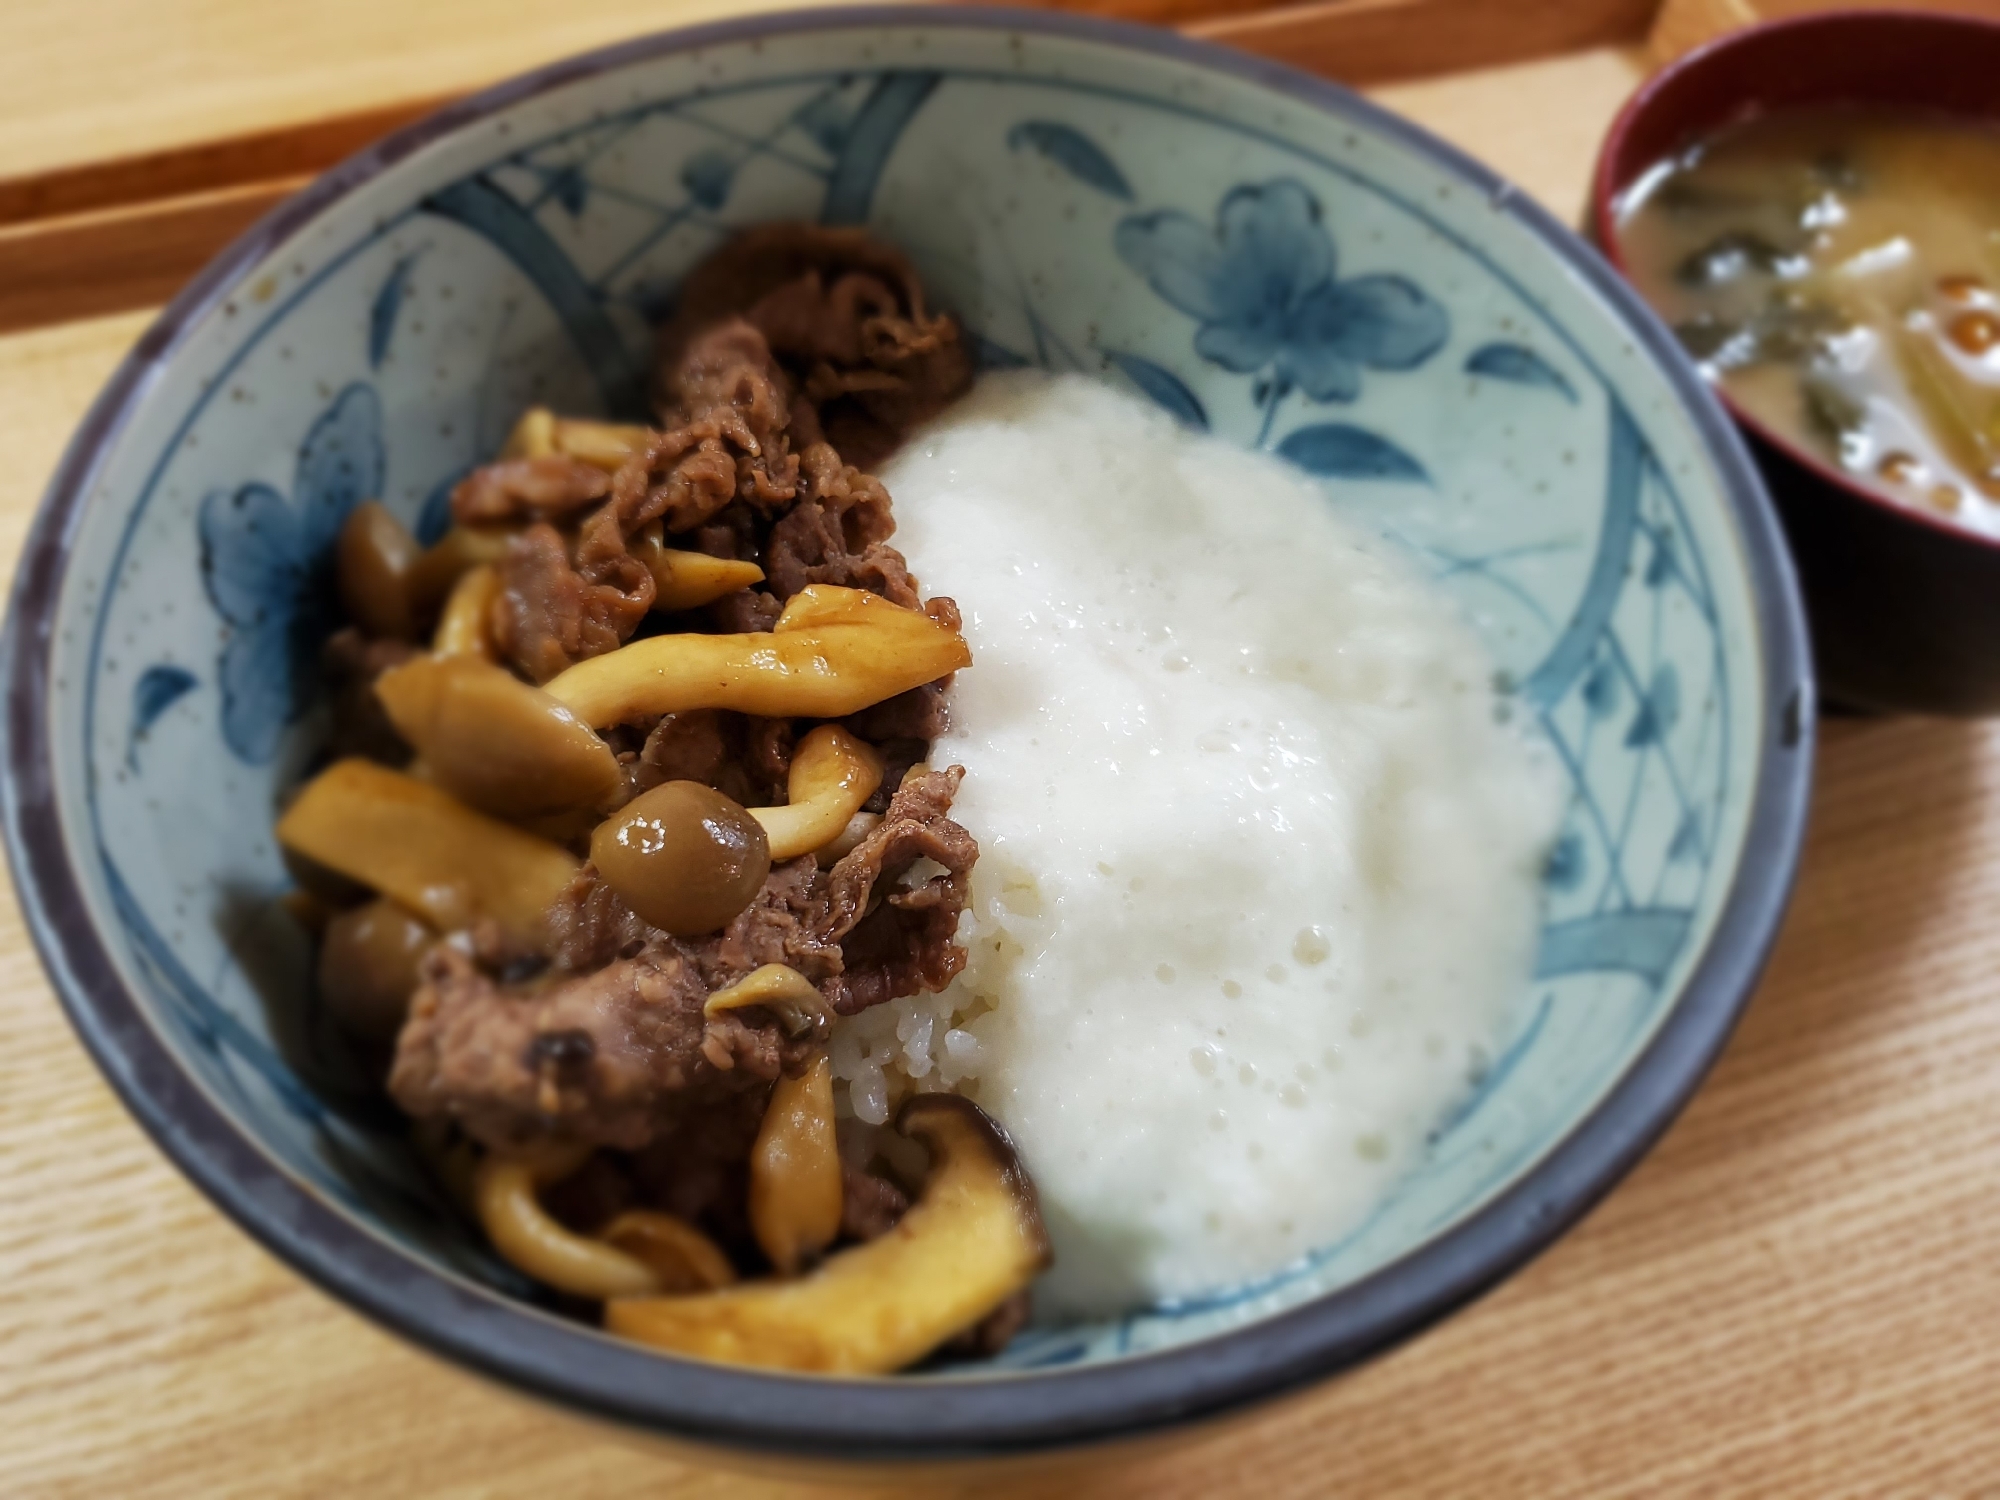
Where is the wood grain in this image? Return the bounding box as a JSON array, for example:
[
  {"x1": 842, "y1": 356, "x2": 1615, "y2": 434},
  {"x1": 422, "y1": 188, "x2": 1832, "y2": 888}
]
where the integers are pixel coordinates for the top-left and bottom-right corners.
[
  {"x1": 1649, "y1": 0, "x2": 2000, "y2": 62},
  {"x1": 0, "y1": 0, "x2": 1657, "y2": 226},
  {"x1": 0, "y1": 182, "x2": 305, "y2": 336},
  {"x1": 0, "y1": 0, "x2": 1662, "y2": 337},
  {"x1": 0, "y1": 0, "x2": 882, "y2": 185},
  {"x1": 1370, "y1": 46, "x2": 1649, "y2": 222},
  {"x1": 0, "y1": 0, "x2": 1657, "y2": 185},
  {"x1": 2, "y1": 33, "x2": 1997, "y2": 1500},
  {"x1": 0, "y1": 100, "x2": 453, "y2": 226},
  {"x1": 1190, "y1": 0, "x2": 1659, "y2": 85}
]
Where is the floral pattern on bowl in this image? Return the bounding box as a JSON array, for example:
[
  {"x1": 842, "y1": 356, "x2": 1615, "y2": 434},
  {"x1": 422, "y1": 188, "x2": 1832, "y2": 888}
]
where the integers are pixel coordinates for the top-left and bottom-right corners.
[
  {"x1": 2, "y1": 8, "x2": 1809, "y2": 1446},
  {"x1": 198, "y1": 384, "x2": 383, "y2": 763},
  {"x1": 1118, "y1": 178, "x2": 1449, "y2": 437}
]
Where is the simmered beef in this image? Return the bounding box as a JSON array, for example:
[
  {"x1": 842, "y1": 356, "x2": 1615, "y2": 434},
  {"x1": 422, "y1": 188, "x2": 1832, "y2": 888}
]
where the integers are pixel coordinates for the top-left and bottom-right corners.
[
  {"x1": 389, "y1": 926, "x2": 826, "y2": 1152},
  {"x1": 706, "y1": 587, "x2": 783, "y2": 634},
  {"x1": 477, "y1": 322, "x2": 799, "y2": 682},
  {"x1": 393, "y1": 783, "x2": 977, "y2": 1148},
  {"x1": 845, "y1": 681, "x2": 951, "y2": 746},
  {"x1": 545, "y1": 868, "x2": 650, "y2": 975},
  {"x1": 657, "y1": 223, "x2": 972, "y2": 470},
  {"x1": 452, "y1": 455, "x2": 610, "y2": 523},
  {"x1": 622, "y1": 709, "x2": 793, "y2": 808},
  {"x1": 381, "y1": 224, "x2": 982, "y2": 1166},
  {"x1": 694, "y1": 855, "x2": 843, "y2": 991},
  {"x1": 839, "y1": 1164, "x2": 909, "y2": 1243},
  {"x1": 456, "y1": 223, "x2": 971, "y2": 685},
  {"x1": 492, "y1": 522, "x2": 647, "y2": 684},
  {"x1": 818, "y1": 767, "x2": 979, "y2": 1015},
  {"x1": 764, "y1": 443, "x2": 918, "y2": 606},
  {"x1": 638, "y1": 710, "x2": 732, "y2": 788}
]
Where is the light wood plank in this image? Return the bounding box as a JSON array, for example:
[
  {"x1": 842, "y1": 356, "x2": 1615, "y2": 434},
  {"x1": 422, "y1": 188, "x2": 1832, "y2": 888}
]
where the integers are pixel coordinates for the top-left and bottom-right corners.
[
  {"x1": 1372, "y1": 46, "x2": 1647, "y2": 222},
  {"x1": 0, "y1": 0, "x2": 885, "y2": 185},
  {"x1": 0, "y1": 0, "x2": 1654, "y2": 187},
  {"x1": 1649, "y1": 0, "x2": 2000, "y2": 62},
  {"x1": 0, "y1": 1, "x2": 1655, "y2": 338},
  {"x1": 0, "y1": 0, "x2": 1653, "y2": 230},
  {"x1": 0, "y1": 181, "x2": 303, "y2": 335},
  {"x1": 1190, "y1": 0, "x2": 1657, "y2": 87}
]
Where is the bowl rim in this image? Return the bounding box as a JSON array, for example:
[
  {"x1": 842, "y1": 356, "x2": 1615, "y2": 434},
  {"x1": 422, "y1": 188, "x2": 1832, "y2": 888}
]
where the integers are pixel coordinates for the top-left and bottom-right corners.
[
  {"x1": 1, "y1": 2, "x2": 1815, "y2": 1462},
  {"x1": 1589, "y1": 5, "x2": 2000, "y2": 555}
]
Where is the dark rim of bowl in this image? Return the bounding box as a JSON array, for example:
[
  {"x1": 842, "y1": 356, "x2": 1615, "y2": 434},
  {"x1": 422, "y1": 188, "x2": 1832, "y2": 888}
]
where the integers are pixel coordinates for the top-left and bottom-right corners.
[
  {"x1": 1, "y1": 4, "x2": 1814, "y2": 1463},
  {"x1": 1591, "y1": 7, "x2": 2000, "y2": 554}
]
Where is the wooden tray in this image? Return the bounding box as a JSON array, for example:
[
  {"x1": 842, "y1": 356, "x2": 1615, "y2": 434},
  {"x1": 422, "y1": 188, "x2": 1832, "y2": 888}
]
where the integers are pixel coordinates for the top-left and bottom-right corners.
[
  {"x1": 0, "y1": 0, "x2": 1663, "y2": 335},
  {"x1": 2, "y1": 2, "x2": 1995, "y2": 1494}
]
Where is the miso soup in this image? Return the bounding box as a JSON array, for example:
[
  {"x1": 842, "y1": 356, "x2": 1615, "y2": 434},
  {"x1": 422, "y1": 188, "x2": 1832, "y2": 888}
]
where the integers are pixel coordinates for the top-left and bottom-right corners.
[{"x1": 1617, "y1": 107, "x2": 2000, "y2": 533}]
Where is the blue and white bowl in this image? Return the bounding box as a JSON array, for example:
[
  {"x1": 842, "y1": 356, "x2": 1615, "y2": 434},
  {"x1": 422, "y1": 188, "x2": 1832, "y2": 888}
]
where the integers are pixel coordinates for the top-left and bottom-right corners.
[{"x1": 1, "y1": 6, "x2": 1812, "y2": 1462}]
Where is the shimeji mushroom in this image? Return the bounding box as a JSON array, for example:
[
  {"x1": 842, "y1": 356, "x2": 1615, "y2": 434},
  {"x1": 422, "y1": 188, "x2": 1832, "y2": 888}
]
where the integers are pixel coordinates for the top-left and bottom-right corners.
[
  {"x1": 747, "y1": 1054, "x2": 843, "y2": 1276},
  {"x1": 432, "y1": 563, "x2": 501, "y2": 658},
  {"x1": 630, "y1": 523, "x2": 768, "y2": 612},
  {"x1": 702, "y1": 964, "x2": 833, "y2": 1038},
  {"x1": 316, "y1": 898, "x2": 436, "y2": 1044},
  {"x1": 749, "y1": 725, "x2": 884, "y2": 861},
  {"x1": 591, "y1": 782, "x2": 772, "y2": 936},
  {"x1": 474, "y1": 1148, "x2": 734, "y2": 1300},
  {"x1": 542, "y1": 585, "x2": 970, "y2": 726},
  {"x1": 276, "y1": 758, "x2": 580, "y2": 943},
  {"x1": 373, "y1": 654, "x2": 625, "y2": 820},
  {"x1": 606, "y1": 1096, "x2": 1049, "y2": 1373},
  {"x1": 501, "y1": 405, "x2": 653, "y2": 471},
  {"x1": 337, "y1": 501, "x2": 423, "y2": 640}
]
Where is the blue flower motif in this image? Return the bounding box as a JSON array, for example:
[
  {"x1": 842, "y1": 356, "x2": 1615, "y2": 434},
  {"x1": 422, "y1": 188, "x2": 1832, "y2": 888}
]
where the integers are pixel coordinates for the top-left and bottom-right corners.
[
  {"x1": 680, "y1": 148, "x2": 735, "y2": 211},
  {"x1": 199, "y1": 383, "x2": 383, "y2": 764},
  {"x1": 1543, "y1": 832, "x2": 1587, "y2": 892},
  {"x1": 128, "y1": 663, "x2": 198, "y2": 770},
  {"x1": 1115, "y1": 179, "x2": 1449, "y2": 403}
]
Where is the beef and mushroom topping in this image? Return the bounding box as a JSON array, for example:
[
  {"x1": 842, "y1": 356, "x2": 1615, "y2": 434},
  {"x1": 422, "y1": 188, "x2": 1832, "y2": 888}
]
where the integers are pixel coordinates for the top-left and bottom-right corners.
[{"x1": 275, "y1": 225, "x2": 1045, "y2": 1373}]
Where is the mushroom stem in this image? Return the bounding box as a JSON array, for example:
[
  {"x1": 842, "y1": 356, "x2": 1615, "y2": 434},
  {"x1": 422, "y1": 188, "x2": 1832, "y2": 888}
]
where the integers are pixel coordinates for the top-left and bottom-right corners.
[
  {"x1": 631, "y1": 525, "x2": 767, "y2": 611},
  {"x1": 606, "y1": 1096, "x2": 1050, "y2": 1373},
  {"x1": 374, "y1": 654, "x2": 624, "y2": 819},
  {"x1": 432, "y1": 563, "x2": 500, "y2": 658},
  {"x1": 599, "y1": 1212, "x2": 739, "y2": 1293},
  {"x1": 275, "y1": 758, "x2": 580, "y2": 941},
  {"x1": 541, "y1": 585, "x2": 970, "y2": 726},
  {"x1": 748, "y1": 1055, "x2": 843, "y2": 1276},
  {"x1": 750, "y1": 726, "x2": 884, "y2": 861},
  {"x1": 815, "y1": 810, "x2": 883, "y2": 868},
  {"x1": 502, "y1": 406, "x2": 654, "y2": 471},
  {"x1": 702, "y1": 964, "x2": 832, "y2": 1036},
  {"x1": 501, "y1": 406, "x2": 557, "y2": 459},
  {"x1": 475, "y1": 1154, "x2": 660, "y2": 1300}
]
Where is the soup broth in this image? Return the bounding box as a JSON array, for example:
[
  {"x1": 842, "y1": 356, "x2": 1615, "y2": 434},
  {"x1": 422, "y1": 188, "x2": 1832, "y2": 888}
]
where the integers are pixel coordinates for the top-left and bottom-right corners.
[{"x1": 1617, "y1": 106, "x2": 2000, "y2": 532}]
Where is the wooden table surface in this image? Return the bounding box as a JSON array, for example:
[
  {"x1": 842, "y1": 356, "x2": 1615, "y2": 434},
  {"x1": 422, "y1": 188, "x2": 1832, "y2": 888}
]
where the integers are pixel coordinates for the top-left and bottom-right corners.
[{"x1": 2, "y1": 11, "x2": 1997, "y2": 1496}]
